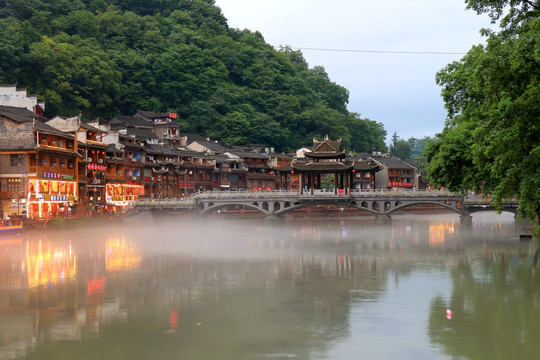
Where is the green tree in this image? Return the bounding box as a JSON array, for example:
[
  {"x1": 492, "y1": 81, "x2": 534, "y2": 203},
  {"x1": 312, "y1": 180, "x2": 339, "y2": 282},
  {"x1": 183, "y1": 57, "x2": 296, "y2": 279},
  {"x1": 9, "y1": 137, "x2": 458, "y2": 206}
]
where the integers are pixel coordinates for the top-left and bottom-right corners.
[
  {"x1": 408, "y1": 136, "x2": 432, "y2": 158},
  {"x1": 427, "y1": 1, "x2": 540, "y2": 223},
  {"x1": 346, "y1": 113, "x2": 388, "y2": 153},
  {"x1": 1, "y1": 0, "x2": 361, "y2": 153},
  {"x1": 389, "y1": 132, "x2": 411, "y2": 159}
]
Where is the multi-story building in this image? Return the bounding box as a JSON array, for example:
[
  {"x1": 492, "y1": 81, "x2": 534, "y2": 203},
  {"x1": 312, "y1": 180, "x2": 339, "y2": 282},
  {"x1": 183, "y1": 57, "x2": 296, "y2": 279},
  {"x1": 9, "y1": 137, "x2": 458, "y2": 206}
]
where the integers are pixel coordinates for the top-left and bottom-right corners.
[
  {"x1": 46, "y1": 115, "x2": 110, "y2": 212},
  {"x1": 369, "y1": 155, "x2": 418, "y2": 189},
  {"x1": 225, "y1": 149, "x2": 277, "y2": 190},
  {"x1": 0, "y1": 105, "x2": 80, "y2": 219},
  {"x1": 134, "y1": 111, "x2": 183, "y2": 146}
]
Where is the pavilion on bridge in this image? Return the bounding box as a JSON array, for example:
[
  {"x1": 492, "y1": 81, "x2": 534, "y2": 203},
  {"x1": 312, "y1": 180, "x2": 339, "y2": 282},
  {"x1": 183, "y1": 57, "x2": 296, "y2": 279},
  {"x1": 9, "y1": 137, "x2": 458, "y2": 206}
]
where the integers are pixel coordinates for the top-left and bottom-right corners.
[{"x1": 275, "y1": 136, "x2": 380, "y2": 195}]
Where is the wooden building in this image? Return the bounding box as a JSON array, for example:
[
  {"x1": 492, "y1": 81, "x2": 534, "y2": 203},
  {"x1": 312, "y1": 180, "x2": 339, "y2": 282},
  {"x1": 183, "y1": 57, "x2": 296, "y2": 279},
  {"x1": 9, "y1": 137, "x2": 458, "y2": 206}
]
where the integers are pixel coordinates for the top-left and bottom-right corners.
[
  {"x1": 0, "y1": 105, "x2": 80, "y2": 219},
  {"x1": 277, "y1": 136, "x2": 379, "y2": 195}
]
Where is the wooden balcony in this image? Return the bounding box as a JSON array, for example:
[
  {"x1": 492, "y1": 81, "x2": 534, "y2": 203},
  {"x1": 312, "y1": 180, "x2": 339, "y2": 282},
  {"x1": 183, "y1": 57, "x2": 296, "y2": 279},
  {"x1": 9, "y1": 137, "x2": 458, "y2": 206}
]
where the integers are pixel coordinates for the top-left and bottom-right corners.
[
  {"x1": 29, "y1": 166, "x2": 76, "y2": 178},
  {"x1": 107, "y1": 173, "x2": 125, "y2": 181}
]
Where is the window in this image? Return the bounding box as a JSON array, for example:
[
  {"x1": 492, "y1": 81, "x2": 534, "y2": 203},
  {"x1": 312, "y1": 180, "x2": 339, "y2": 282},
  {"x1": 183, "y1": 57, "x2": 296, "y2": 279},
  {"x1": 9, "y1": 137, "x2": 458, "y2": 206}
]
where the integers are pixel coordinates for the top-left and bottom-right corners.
[
  {"x1": 10, "y1": 154, "x2": 24, "y2": 167},
  {"x1": 42, "y1": 159, "x2": 47, "y2": 165},
  {"x1": 68, "y1": 162, "x2": 73, "y2": 168},
  {"x1": 51, "y1": 160, "x2": 57, "y2": 167},
  {"x1": 7, "y1": 178, "x2": 21, "y2": 192},
  {"x1": 60, "y1": 161, "x2": 66, "y2": 167}
]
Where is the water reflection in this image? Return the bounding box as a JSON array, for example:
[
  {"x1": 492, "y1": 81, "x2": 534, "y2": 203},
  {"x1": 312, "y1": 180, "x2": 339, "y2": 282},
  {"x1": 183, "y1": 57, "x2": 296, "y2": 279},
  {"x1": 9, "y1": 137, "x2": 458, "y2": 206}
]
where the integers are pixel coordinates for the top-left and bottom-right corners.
[
  {"x1": 428, "y1": 247, "x2": 540, "y2": 359},
  {"x1": 0, "y1": 213, "x2": 537, "y2": 360},
  {"x1": 26, "y1": 240, "x2": 77, "y2": 288},
  {"x1": 105, "y1": 237, "x2": 141, "y2": 272}
]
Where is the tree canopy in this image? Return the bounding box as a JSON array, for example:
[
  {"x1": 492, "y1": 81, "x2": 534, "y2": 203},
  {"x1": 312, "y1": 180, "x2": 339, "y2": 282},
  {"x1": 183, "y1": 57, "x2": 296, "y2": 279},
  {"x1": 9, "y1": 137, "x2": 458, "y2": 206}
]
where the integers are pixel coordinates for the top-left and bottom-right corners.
[
  {"x1": 389, "y1": 133, "x2": 411, "y2": 159},
  {"x1": 0, "y1": 0, "x2": 388, "y2": 153},
  {"x1": 425, "y1": 0, "x2": 540, "y2": 222}
]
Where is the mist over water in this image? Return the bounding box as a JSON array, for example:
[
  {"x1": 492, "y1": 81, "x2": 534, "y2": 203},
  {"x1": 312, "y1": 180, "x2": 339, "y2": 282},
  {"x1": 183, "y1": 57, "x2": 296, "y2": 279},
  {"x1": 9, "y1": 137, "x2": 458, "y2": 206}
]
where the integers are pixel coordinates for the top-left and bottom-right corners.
[{"x1": 0, "y1": 212, "x2": 538, "y2": 360}]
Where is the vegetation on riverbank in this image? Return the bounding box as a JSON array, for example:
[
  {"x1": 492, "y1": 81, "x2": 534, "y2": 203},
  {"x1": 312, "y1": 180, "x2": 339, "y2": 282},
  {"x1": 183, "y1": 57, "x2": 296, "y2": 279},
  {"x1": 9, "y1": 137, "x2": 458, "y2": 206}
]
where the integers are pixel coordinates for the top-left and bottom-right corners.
[{"x1": 425, "y1": 0, "x2": 540, "y2": 224}]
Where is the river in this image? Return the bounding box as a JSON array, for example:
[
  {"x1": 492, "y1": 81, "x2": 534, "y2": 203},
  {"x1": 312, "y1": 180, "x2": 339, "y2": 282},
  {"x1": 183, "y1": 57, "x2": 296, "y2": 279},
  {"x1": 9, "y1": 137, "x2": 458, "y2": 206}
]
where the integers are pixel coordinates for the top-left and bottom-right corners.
[{"x1": 0, "y1": 212, "x2": 538, "y2": 360}]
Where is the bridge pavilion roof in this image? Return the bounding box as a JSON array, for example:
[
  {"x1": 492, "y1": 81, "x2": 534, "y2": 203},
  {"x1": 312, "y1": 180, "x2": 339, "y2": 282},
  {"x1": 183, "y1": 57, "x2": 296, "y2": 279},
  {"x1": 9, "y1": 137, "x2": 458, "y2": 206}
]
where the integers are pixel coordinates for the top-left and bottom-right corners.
[
  {"x1": 291, "y1": 160, "x2": 354, "y2": 172},
  {"x1": 304, "y1": 135, "x2": 346, "y2": 159}
]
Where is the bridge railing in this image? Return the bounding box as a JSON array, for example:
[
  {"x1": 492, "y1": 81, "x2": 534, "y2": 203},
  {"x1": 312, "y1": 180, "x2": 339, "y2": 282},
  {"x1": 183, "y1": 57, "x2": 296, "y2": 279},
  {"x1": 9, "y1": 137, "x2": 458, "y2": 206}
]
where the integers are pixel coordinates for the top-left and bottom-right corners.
[
  {"x1": 189, "y1": 188, "x2": 459, "y2": 200},
  {"x1": 136, "y1": 198, "x2": 195, "y2": 207},
  {"x1": 192, "y1": 190, "x2": 298, "y2": 199}
]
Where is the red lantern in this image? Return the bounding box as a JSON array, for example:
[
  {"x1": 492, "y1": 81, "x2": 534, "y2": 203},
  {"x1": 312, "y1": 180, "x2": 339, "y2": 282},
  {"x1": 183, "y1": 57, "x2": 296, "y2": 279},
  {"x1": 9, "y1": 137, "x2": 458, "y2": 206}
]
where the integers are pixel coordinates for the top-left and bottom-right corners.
[
  {"x1": 291, "y1": 171, "x2": 294, "y2": 174},
  {"x1": 352, "y1": 169, "x2": 356, "y2": 173}
]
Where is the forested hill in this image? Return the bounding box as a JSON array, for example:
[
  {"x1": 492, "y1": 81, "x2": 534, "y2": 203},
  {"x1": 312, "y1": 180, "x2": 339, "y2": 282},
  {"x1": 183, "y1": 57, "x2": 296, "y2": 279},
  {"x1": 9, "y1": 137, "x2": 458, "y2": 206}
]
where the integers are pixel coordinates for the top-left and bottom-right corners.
[{"x1": 0, "y1": 0, "x2": 387, "y2": 152}]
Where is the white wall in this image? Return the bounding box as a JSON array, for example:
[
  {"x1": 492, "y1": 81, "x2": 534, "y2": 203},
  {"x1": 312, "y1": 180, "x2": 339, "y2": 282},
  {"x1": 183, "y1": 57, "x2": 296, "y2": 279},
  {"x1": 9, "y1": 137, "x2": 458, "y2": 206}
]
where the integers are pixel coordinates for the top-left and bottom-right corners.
[{"x1": 0, "y1": 85, "x2": 43, "y2": 111}]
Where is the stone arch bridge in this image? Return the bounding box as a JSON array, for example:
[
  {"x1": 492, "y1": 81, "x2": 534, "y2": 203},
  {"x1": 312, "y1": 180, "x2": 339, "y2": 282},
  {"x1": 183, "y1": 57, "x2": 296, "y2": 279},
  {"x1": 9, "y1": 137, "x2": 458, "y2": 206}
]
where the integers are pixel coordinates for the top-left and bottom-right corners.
[{"x1": 129, "y1": 190, "x2": 515, "y2": 222}]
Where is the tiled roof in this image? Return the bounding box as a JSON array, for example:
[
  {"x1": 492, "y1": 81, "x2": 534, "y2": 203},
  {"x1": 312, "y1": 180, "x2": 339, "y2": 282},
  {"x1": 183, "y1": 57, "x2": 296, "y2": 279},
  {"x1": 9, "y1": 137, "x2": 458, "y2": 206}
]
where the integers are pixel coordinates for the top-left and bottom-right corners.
[
  {"x1": 106, "y1": 144, "x2": 123, "y2": 154},
  {"x1": 369, "y1": 155, "x2": 416, "y2": 169},
  {"x1": 110, "y1": 115, "x2": 152, "y2": 128},
  {"x1": 304, "y1": 151, "x2": 345, "y2": 159},
  {"x1": 34, "y1": 120, "x2": 75, "y2": 138},
  {"x1": 145, "y1": 144, "x2": 181, "y2": 156},
  {"x1": 291, "y1": 161, "x2": 354, "y2": 172},
  {"x1": 226, "y1": 150, "x2": 270, "y2": 159},
  {"x1": 136, "y1": 110, "x2": 171, "y2": 119},
  {"x1": 81, "y1": 122, "x2": 107, "y2": 134},
  {"x1": 125, "y1": 127, "x2": 158, "y2": 140},
  {"x1": 0, "y1": 105, "x2": 41, "y2": 123},
  {"x1": 185, "y1": 135, "x2": 228, "y2": 152}
]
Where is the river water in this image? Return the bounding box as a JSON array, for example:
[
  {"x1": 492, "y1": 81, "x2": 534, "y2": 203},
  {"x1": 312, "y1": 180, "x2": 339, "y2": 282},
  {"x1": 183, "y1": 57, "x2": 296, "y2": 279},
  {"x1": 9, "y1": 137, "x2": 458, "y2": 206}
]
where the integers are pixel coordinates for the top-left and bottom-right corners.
[{"x1": 0, "y1": 212, "x2": 538, "y2": 360}]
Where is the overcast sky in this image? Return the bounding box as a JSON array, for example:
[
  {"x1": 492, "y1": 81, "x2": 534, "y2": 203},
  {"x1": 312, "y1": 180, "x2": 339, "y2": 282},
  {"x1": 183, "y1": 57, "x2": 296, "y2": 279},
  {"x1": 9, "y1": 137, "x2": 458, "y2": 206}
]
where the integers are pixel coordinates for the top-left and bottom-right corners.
[{"x1": 213, "y1": 0, "x2": 495, "y2": 142}]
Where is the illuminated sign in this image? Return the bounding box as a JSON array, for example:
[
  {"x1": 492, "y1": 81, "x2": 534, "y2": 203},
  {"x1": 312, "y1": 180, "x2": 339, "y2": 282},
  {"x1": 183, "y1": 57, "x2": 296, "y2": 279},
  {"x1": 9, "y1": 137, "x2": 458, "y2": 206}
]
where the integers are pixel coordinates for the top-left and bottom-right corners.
[
  {"x1": 169, "y1": 112, "x2": 177, "y2": 119},
  {"x1": 88, "y1": 163, "x2": 106, "y2": 171}
]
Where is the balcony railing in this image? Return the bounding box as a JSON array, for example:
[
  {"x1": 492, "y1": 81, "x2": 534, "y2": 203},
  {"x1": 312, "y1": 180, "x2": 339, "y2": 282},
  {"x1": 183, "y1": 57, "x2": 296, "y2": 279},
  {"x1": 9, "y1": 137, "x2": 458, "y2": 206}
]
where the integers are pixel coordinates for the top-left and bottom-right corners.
[{"x1": 28, "y1": 166, "x2": 76, "y2": 177}]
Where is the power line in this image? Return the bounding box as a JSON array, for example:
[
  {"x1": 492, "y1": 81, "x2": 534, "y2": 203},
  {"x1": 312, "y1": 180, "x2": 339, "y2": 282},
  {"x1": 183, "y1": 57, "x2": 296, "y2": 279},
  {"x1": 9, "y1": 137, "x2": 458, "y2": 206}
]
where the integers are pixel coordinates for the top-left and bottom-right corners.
[{"x1": 288, "y1": 46, "x2": 466, "y2": 55}]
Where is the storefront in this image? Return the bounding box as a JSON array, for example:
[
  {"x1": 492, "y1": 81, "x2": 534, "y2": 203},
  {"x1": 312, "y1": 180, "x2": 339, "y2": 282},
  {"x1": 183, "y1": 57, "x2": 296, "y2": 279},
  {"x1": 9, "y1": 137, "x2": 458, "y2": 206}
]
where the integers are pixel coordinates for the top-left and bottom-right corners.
[
  {"x1": 27, "y1": 173, "x2": 77, "y2": 219},
  {"x1": 106, "y1": 183, "x2": 144, "y2": 208}
]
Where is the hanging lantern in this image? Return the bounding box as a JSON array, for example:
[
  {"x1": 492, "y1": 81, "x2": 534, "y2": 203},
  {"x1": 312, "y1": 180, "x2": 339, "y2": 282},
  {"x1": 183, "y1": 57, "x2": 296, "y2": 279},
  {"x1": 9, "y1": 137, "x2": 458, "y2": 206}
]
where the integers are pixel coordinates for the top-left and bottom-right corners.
[{"x1": 352, "y1": 169, "x2": 356, "y2": 173}]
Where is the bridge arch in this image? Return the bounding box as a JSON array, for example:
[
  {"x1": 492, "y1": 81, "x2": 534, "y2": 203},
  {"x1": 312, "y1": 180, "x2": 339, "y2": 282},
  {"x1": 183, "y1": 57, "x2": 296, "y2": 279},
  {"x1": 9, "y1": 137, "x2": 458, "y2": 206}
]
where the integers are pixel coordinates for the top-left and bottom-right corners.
[
  {"x1": 385, "y1": 201, "x2": 468, "y2": 216},
  {"x1": 273, "y1": 199, "x2": 354, "y2": 217},
  {"x1": 199, "y1": 202, "x2": 270, "y2": 216}
]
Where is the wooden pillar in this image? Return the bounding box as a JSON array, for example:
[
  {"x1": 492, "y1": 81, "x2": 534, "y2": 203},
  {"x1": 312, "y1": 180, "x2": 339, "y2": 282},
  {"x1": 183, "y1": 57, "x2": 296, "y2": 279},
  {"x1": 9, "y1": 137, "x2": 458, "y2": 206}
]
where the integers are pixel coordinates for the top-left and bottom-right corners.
[
  {"x1": 310, "y1": 172, "x2": 314, "y2": 195},
  {"x1": 334, "y1": 172, "x2": 338, "y2": 195},
  {"x1": 344, "y1": 172, "x2": 349, "y2": 195},
  {"x1": 300, "y1": 173, "x2": 304, "y2": 195}
]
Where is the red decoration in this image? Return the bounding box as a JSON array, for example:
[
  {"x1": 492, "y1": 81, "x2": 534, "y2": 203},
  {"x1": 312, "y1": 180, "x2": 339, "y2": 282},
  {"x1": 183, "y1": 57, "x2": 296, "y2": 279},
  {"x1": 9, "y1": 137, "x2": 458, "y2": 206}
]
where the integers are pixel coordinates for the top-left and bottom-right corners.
[
  {"x1": 352, "y1": 169, "x2": 356, "y2": 173},
  {"x1": 169, "y1": 112, "x2": 177, "y2": 118}
]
